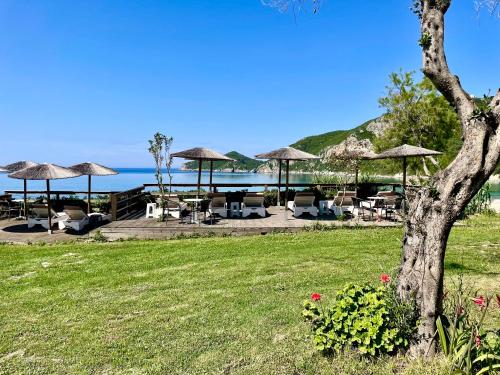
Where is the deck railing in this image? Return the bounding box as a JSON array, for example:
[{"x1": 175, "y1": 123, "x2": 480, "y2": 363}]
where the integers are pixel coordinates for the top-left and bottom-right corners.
[{"x1": 109, "y1": 186, "x2": 145, "y2": 221}]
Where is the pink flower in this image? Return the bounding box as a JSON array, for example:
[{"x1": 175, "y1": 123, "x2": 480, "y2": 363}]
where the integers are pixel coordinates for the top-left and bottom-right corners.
[
  {"x1": 311, "y1": 293, "x2": 321, "y2": 302},
  {"x1": 475, "y1": 335, "x2": 481, "y2": 348},
  {"x1": 379, "y1": 274, "x2": 391, "y2": 283},
  {"x1": 472, "y1": 296, "x2": 486, "y2": 308}
]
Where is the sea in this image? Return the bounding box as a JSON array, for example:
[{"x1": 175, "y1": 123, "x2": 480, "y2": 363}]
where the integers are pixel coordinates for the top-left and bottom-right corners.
[{"x1": 1, "y1": 168, "x2": 499, "y2": 199}]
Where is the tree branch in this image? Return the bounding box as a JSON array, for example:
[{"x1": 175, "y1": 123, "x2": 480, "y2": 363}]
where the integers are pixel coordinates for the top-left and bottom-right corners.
[{"x1": 420, "y1": 1, "x2": 475, "y2": 124}]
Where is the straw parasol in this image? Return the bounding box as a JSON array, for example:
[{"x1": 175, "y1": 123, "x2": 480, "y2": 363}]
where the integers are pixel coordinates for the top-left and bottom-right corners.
[
  {"x1": 171, "y1": 148, "x2": 234, "y2": 196},
  {"x1": 369, "y1": 144, "x2": 442, "y2": 192},
  {"x1": 70, "y1": 162, "x2": 118, "y2": 213},
  {"x1": 8, "y1": 163, "x2": 82, "y2": 234},
  {"x1": 324, "y1": 136, "x2": 378, "y2": 196},
  {"x1": 255, "y1": 147, "x2": 319, "y2": 212},
  {"x1": 4, "y1": 161, "x2": 39, "y2": 218}
]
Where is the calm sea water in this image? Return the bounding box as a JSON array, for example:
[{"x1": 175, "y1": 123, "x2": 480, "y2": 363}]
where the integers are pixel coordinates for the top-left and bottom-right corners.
[{"x1": 1, "y1": 168, "x2": 498, "y2": 198}]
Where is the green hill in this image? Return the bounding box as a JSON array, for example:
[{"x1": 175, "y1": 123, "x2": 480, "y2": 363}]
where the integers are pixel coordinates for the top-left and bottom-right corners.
[
  {"x1": 290, "y1": 118, "x2": 376, "y2": 155},
  {"x1": 183, "y1": 151, "x2": 263, "y2": 172}
]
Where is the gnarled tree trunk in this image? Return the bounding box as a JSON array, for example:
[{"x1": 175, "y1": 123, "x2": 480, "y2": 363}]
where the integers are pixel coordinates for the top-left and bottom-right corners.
[{"x1": 398, "y1": 0, "x2": 500, "y2": 355}]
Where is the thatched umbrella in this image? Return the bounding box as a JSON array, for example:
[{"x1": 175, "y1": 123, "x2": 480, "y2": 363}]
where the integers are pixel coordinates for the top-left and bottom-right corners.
[
  {"x1": 255, "y1": 147, "x2": 319, "y2": 212},
  {"x1": 70, "y1": 162, "x2": 118, "y2": 213},
  {"x1": 369, "y1": 144, "x2": 442, "y2": 192},
  {"x1": 4, "y1": 161, "x2": 39, "y2": 218},
  {"x1": 324, "y1": 137, "x2": 378, "y2": 196},
  {"x1": 8, "y1": 164, "x2": 82, "y2": 233},
  {"x1": 171, "y1": 148, "x2": 234, "y2": 196}
]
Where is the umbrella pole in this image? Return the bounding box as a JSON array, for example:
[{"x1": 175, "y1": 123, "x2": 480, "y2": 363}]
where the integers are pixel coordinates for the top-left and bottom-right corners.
[
  {"x1": 402, "y1": 156, "x2": 407, "y2": 194},
  {"x1": 197, "y1": 159, "x2": 202, "y2": 198},
  {"x1": 284, "y1": 160, "x2": 290, "y2": 219},
  {"x1": 23, "y1": 179, "x2": 28, "y2": 219},
  {"x1": 209, "y1": 161, "x2": 213, "y2": 193},
  {"x1": 402, "y1": 156, "x2": 407, "y2": 212},
  {"x1": 46, "y1": 179, "x2": 52, "y2": 234},
  {"x1": 88, "y1": 175, "x2": 92, "y2": 214},
  {"x1": 355, "y1": 164, "x2": 359, "y2": 198},
  {"x1": 277, "y1": 159, "x2": 282, "y2": 207}
]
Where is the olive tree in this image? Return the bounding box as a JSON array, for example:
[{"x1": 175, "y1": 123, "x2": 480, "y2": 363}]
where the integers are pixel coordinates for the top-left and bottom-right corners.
[{"x1": 264, "y1": 0, "x2": 500, "y2": 355}]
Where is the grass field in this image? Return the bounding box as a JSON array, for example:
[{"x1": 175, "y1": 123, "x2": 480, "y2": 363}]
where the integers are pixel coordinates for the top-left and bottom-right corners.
[{"x1": 0, "y1": 215, "x2": 499, "y2": 374}]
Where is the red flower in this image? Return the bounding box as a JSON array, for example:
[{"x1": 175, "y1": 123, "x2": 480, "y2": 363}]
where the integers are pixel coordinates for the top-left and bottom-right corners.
[
  {"x1": 475, "y1": 335, "x2": 481, "y2": 348},
  {"x1": 311, "y1": 293, "x2": 321, "y2": 302},
  {"x1": 472, "y1": 296, "x2": 486, "y2": 308},
  {"x1": 379, "y1": 274, "x2": 391, "y2": 283}
]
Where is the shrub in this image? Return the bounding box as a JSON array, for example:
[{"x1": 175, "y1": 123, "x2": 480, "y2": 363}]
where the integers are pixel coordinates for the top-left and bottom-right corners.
[
  {"x1": 436, "y1": 277, "x2": 500, "y2": 374},
  {"x1": 303, "y1": 277, "x2": 418, "y2": 357}
]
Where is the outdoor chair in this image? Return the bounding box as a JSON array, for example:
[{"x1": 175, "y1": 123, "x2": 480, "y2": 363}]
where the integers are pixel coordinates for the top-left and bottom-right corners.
[
  {"x1": 287, "y1": 192, "x2": 318, "y2": 217},
  {"x1": 60, "y1": 206, "x2": 90, "y2": 232},
  {"x1": 28, "y1": 204, "x2": 67, "y2": 230},
  {"x1": 208, "y1": 193, "x2": 228, "y2": 218},
  {"x1": 331, "y1": 191, "x2": 356, "y2": 216},
  {"x1": 146, "y1": 195, "x2": 187, "y2": 219},
  {"x1": 241, "y1": 193, "x2": 266, "y2": 218}
]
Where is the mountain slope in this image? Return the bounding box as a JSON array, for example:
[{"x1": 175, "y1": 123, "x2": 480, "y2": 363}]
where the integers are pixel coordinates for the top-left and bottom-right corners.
[
  {"x1": 290, "y1": 118, "x2": 377, "y2": 155},
  {"x1": 183, "y1": 151, "x2": 263, "y2": 172}
]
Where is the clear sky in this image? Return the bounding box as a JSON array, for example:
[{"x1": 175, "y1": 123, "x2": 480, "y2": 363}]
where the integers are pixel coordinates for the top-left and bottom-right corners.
[{"x1": 0, "y1": 0, "x2": 498, "y2": 167}]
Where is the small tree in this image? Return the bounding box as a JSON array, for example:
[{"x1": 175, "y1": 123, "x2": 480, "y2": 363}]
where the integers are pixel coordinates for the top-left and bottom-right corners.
[{"x1": 148, "y1": 132, "x2": 174, "y2": 222}]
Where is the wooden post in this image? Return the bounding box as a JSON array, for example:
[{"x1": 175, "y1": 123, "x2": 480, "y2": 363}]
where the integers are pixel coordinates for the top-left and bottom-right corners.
[
  {"x1": 46, "y1": 179, "x2": 52, "y2": 234},
  {"x1": 87, "y1": 175, "x2": 92, "y2": 213},
  {"x1": 355, "y1": 164, "x2": 359, "y2": 197},
  {"x1": 110, "y1": 193, "x2": 117, "y2": 221},
  {"x1": 197, "y1": 159, "x2": 202, "y2": 198},
  {"x1": 23, "y1": 179, "x2": 28, "y2": 218},
  {"x1": 209, "y1": 161, "x2": 213, "y2": 193},
  {"x1": 277, "y1": 159, "x2": 282, "y2": 207},
  {"x1": 284, "y1": 159, "x2": 290, "y2": 218},
  {"x1": 402, "y1": 156, "x2": 407, "y2": 194}
]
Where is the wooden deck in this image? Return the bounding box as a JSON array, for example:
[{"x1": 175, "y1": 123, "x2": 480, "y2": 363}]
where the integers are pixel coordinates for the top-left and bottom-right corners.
[{"x1": 99, "y1": 206, "x2": 401, "y2": 240}]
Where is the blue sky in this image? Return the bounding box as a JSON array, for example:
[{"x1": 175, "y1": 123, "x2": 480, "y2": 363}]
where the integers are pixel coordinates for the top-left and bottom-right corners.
[{"x1": 0, "y1": 0, "x2": 499, "y2": 167}]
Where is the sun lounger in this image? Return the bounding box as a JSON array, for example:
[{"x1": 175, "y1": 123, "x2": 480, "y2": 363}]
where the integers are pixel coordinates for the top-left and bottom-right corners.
[
  {"x1": 59, "y1": 206, "x2": 90, "y2": 231},
  {"x1": 241, "y1": 193, "x2": 266, "y2": 218},
  {"x1": 28, "y1": 204, "x2": 67, "y2": 230},
  {"x1": 287, "y1": 192, "x2": 318, "y2": 217},
  {"x1": 208, "y1": 193, "x2": 228, "y2": 218},
  {"x1": 146, "y1": 195, "x2": 187, "y2": 219},
  {"x1": 331, "y1": 191, "x2": 356, "y2": 216}
]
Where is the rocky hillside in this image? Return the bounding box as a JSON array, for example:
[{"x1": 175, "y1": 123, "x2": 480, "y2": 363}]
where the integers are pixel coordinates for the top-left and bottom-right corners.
[{"x1": 256, "y1": 117, "x2": 390, "y2": 173}]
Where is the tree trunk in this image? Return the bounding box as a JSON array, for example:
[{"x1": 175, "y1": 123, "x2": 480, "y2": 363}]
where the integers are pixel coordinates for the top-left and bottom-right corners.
[{"x1": 398, "y1": 0, "x2": 500, "y2": 355}]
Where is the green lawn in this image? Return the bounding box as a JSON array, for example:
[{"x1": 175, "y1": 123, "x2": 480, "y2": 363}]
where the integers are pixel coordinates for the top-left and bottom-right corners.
[{"x1": 0, "y1": 216, "x2": 499, "y2": 374}]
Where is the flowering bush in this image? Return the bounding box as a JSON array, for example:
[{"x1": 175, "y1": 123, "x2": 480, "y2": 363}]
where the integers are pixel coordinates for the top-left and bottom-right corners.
[
  {"x1": 302, "y1": 275, "x2": 418, "y2": 357},
  {"x1": 436, "y1": 277, "x2": 500, "y2": 374}
]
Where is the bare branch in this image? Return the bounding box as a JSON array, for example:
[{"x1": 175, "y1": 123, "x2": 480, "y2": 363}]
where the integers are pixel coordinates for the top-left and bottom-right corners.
[{"x1": 475, "y1": 0, "x2": 500, "y2": 17}]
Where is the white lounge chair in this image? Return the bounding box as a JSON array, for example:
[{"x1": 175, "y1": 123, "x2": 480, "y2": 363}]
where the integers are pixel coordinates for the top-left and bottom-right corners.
[
  {"x1": 287, "y1": 192, "x2": 318, "y2": 217},
  {"x1": 331, "y1": 191, "x2": 357, "y2": 216},
  {"x1": 28, "y1": 205, "x2": 67, "y2": 230},
  {"x1": 59, "y1": 206, "x2": 90, "y2": 232},
  {"x1": 208, "y1": 193, "x2": 228, "y2": 218},
  {"x1": 146, "y1": 195, "x2": 187, "y2": 219},
  {"x1": 241, "y1": 193, "x2": 266, "y2": 218}
]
